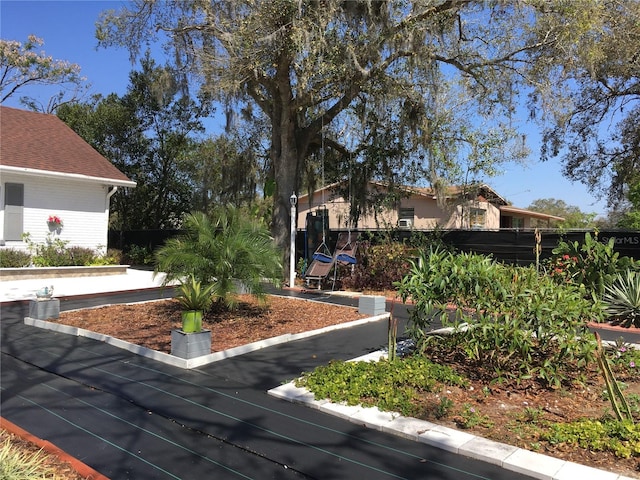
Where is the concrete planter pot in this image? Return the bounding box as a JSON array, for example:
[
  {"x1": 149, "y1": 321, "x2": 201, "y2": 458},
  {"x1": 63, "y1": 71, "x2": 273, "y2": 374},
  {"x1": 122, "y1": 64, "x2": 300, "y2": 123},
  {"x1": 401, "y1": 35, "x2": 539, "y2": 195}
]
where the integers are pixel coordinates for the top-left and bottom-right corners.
[{"x1": 171, "y1": 329, "x2": 212, "y2": 359}]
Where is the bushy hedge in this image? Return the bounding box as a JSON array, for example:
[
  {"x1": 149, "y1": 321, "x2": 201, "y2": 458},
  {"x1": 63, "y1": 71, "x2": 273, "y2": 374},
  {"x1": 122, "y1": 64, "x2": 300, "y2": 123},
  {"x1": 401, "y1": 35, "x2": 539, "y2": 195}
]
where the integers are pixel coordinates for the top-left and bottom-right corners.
[
  {"x1": 0, "y1": 248, "x2": 31, "y2": 268},
  {"x1": 1, "y1": 234, "x2": 120, "y2": 268},
  {"x1": 339, "y1": 232, "x2": 450, "y2": 291}
]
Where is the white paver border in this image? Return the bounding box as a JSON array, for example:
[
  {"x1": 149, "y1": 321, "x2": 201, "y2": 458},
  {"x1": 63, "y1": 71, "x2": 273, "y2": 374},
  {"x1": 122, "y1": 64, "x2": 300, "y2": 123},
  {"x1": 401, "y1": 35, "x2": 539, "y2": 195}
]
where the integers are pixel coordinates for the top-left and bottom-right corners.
[
  {"x1": 24, "y1": 310, "x2": 389, "y2": 369},
  {"x1": 268, "y1": 369, "x2": 635, "y2": 480}
]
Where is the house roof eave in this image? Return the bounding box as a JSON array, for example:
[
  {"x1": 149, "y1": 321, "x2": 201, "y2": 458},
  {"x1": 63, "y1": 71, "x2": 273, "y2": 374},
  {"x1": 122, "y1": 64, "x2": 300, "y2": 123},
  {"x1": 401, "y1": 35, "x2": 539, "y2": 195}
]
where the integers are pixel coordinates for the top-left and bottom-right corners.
[
  {"x1": 499, "y1": 205, "x2": 565, "y2": 221},
  {"x1": 0, "y1": 165, "x2": 137, "y2": 188}
]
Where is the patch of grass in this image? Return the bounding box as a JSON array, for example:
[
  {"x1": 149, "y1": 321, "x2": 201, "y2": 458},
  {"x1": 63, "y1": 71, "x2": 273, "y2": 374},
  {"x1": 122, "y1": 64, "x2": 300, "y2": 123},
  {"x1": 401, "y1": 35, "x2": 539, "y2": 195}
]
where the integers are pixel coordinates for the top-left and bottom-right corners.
[{"x1": 0, "y1": 437, "x2": 56, "y2": 480}]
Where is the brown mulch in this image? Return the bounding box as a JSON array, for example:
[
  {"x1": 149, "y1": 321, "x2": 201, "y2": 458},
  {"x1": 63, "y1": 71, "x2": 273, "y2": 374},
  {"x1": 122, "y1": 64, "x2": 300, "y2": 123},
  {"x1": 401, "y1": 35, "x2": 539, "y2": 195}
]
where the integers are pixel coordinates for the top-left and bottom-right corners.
[{"x1": 55, "y1": 294, "x2": 369, "y2": 353}]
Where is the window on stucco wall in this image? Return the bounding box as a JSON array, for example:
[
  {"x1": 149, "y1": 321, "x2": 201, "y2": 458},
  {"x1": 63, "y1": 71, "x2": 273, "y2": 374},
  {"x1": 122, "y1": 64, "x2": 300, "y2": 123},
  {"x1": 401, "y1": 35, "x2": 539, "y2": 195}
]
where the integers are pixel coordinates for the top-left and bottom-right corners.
[
  {"x1": 398, "y1": 207, "x2": 414, "y2": 227},
  {"x1": 3, "y1": 183, "x2": 24, "y2": 241},
  {"x1": 470, "y1": 207, "x2": 486, "y2": 229}
]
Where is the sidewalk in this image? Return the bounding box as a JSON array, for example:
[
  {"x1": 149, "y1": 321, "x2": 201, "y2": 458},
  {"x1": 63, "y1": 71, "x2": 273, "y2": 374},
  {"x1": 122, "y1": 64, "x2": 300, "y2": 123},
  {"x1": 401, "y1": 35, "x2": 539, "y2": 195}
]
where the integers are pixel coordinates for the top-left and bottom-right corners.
[{"x1": 0, "y1": 268, "x2": 168, "y2": 303}]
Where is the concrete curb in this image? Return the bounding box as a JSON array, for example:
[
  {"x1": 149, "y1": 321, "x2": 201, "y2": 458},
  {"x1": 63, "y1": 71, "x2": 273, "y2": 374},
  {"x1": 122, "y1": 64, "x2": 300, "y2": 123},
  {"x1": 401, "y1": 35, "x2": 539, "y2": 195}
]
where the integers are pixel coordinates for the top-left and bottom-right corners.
[{"x1": 268, "y1": 353, "x2": 634, "y2": 480}]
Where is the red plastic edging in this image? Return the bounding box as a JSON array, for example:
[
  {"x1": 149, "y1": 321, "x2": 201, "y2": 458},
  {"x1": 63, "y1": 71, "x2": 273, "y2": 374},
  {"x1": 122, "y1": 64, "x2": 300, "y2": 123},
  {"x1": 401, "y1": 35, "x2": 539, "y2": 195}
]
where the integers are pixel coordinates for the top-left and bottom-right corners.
[{"x1": 0, "y1": 417, "x2": 110, "y2": 480}]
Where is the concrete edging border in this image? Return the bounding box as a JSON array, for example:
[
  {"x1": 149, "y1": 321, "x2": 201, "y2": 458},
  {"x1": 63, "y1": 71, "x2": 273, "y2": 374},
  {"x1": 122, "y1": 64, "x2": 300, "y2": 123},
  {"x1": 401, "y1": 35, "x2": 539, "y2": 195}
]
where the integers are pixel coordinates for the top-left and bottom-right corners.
[
  {"x1": 25, "y1": 309, "x2": 390, "y2": 369},
  {"x1": 268, "y1": 351, "x2": 632, "y2": 480},
  {"x1": 1, "y1": 265, "x2": 129, "y2": 281}
]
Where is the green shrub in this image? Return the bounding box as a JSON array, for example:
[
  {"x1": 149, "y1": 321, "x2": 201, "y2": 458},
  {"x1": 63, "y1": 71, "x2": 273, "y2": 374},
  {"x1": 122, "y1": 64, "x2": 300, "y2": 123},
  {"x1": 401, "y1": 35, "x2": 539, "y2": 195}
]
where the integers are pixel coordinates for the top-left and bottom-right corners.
[
  {"x1": 0, "y1": 248, "x2": 31, "y2": 268},
  {"x1": 548, "y1": 232, "x2": 637, "y2": 299},
  {"x1": 67, "y1": 246, "x2": 97, "y2": 266},
  {"x1": 124, "y1": 244, "x2": 154, "y2": 266},
  {"x1": 90, "y1": 248, "x2": 122, "y2": 266},
  {"x1": 340, "y1": 239, "x2": 416, "y2": 291},
  {"x1": 155, "y1": 207, "x2": 282, "y2": 309},
  {"x1": 32, "y1": 243, "x2": 71, "y2": 267},
  {"x1": 396, "y1": 249, "x2": 603, "y2": 388}
]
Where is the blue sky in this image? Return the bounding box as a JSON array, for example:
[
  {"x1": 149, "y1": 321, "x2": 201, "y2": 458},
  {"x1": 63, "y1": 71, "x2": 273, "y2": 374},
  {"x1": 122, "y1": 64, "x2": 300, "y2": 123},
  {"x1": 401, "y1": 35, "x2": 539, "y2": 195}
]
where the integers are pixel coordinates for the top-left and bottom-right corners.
[{"x1": 1, "y1": 0, "x2": 610, "y2": 217}]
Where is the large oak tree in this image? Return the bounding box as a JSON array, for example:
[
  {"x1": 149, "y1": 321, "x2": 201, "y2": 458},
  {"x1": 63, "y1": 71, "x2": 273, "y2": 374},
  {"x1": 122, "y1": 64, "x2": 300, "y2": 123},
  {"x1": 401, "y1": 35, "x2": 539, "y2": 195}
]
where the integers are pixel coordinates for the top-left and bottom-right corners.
[{"x1": 96, "y1": 0, "x2": 594, "y2": 272}]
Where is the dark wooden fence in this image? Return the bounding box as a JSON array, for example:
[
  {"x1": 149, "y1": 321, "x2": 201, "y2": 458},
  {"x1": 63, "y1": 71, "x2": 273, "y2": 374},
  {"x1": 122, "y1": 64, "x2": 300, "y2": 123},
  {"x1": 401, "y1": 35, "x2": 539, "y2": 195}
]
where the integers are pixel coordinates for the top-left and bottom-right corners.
[
  {"x1": 110, "y1": 228, "x2": 640, "y2": 267},
  {"x1": 300, "y1": 229, "x2": 640, "y2": 266}
]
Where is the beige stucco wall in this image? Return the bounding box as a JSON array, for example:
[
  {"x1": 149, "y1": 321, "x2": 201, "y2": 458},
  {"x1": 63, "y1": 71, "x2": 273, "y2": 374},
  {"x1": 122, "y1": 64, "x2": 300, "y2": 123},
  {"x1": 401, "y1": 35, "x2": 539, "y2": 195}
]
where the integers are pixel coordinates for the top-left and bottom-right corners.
[
  {"x1": 297, "y1": 190, "x2": 469, "y2": 230},
  {"x1": 297, "y1": 186, "x2": 548, "y2": 231}
]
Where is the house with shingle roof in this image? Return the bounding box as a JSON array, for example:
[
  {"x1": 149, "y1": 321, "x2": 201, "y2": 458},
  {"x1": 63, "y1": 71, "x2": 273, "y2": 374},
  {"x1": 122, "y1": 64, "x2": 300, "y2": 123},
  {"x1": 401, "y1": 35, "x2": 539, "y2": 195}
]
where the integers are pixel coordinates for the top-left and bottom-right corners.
[
  {"x1": 0, "y1": 106, "x2": 135, "y2": 253},
  {"x1": 296, "y1": 181, "x2": 564, "y2": 231}
]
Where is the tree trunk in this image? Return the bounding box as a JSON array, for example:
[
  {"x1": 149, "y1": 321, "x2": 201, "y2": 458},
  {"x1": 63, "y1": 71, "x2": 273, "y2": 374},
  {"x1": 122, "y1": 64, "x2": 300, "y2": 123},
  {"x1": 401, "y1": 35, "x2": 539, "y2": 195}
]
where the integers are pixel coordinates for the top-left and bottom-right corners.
[{"x1": 270, "y1": 85, "x2": 300, "y2": 282}]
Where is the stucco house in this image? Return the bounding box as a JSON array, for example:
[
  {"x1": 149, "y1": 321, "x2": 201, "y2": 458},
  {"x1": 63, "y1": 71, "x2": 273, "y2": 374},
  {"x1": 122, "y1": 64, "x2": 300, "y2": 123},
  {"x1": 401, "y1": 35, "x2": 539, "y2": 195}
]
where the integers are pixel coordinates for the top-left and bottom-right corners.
[
  {"x1": 0, "y1": 106, "x2": 135, "y2": 254},
  {"x1": 296, "y1": 181, "x2": 564, "y2": 231}
]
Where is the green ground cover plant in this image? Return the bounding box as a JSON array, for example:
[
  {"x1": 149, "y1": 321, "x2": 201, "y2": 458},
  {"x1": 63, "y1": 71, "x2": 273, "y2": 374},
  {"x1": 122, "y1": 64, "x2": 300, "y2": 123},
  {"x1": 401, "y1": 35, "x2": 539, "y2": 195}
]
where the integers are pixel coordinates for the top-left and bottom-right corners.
[{"x1": 295, "y1": 356, "x2": 467, "y2": 417}]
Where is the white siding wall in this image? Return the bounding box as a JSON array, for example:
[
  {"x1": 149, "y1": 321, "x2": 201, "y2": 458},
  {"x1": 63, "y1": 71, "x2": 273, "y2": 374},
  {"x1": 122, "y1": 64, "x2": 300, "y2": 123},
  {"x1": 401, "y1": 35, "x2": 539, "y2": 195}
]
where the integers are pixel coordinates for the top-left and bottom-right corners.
[{"x1": 1, "y1": 173, "x2": 110, "y2": 254}]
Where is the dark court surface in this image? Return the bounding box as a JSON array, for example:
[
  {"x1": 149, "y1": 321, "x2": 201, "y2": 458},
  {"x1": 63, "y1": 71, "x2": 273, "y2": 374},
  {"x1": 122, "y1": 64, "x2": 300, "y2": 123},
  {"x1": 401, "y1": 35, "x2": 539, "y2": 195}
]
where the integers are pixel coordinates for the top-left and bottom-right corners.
[{"x1": 2, "y1": 287, "x2": 548, "y2": 480}]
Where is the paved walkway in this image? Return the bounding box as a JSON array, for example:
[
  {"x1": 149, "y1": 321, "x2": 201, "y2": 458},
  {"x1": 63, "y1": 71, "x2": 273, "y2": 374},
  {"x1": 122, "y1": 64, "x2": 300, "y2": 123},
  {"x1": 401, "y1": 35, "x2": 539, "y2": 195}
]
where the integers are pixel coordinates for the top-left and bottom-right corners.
[
  {"x1": 0, "y1": 270, "x2": 632, "y2": 479},
  {"x1": 0, "y1": 268, "x2": 169, "y2": 302}
]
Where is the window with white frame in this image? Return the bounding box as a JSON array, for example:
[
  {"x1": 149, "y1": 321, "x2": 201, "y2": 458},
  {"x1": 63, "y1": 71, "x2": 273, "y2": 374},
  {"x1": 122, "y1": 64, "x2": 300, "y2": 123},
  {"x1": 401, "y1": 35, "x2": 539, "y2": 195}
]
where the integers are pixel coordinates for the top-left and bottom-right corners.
[
  {"x1": 398, "y1": 207, "x2": 414, "y2": 228},
  {"x1": 3, "y1": 183, "x2": 24, "y2": 241}
]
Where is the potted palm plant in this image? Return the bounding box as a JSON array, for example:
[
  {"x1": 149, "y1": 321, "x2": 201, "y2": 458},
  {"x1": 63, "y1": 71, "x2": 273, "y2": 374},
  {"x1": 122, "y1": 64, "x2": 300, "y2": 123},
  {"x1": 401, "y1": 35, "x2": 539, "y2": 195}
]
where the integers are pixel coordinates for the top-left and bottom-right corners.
[
  {"x1": 171, "y1": 275, "x2": 215, "y2": 359},
  {"x1": 176, "y1": 275, "x2": 215, "y2": 333}
]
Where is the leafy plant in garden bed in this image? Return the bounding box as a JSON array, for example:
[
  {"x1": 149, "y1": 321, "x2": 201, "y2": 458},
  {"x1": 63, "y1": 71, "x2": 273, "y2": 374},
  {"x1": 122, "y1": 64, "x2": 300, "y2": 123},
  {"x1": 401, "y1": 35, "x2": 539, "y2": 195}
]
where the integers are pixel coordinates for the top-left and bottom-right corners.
[
  {"x1": 396, "y1": 248, "x2": 603, "y2": 388},
  {"x1": 603, "y1": 270, "x2": 640, "y2": 327},
  {"x1": 547, "y1": 232, "x2": 638, "y2": 299},
  {"x1": 155, "y1": 207, "x2": 282, "y2": 309},
  {"x1": 175, "y1": 275, "x2": 216, "y2": 333}
]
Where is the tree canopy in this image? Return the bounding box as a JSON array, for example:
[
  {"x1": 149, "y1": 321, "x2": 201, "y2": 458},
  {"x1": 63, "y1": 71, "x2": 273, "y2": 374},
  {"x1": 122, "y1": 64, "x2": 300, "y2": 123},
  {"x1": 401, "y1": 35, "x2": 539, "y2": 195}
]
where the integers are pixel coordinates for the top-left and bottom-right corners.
[
  {"x1": 526, "y1": 198, "x2": 597, "y2": 229},
  {"x1": 57, "y1": 55, "x2": 209, "y2": 229},
  {"x1": 0, "y1": 35, "x2": 85, "y2": 111},
  {"x1": 98, "y1": 1, "x2": 590, "y2": 263},
  {"x1": 534, "y1": 0, "x2": 640, "y2": 210}
]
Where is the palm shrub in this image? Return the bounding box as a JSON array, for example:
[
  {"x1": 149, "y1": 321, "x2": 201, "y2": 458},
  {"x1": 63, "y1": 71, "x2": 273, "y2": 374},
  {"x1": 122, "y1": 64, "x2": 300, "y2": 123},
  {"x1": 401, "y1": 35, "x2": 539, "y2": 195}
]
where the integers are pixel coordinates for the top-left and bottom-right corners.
[
  {"x1": 155, "y1": 207, "x2": 282, "y2": 309},
  {"x1": 603, "y1": 270, "x2": 640, "y2": 327}
]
